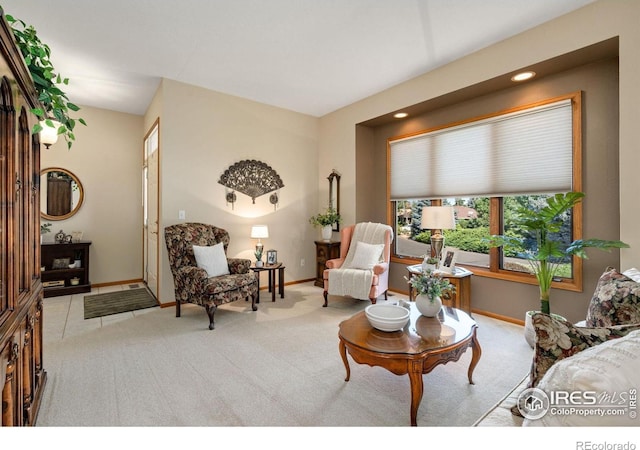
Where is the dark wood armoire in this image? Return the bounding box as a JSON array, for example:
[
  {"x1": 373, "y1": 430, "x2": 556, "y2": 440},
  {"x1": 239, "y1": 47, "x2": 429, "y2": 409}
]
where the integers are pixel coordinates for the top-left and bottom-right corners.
[{"x1": 0, "y1": 9, "x2": 47, "y2": 426}]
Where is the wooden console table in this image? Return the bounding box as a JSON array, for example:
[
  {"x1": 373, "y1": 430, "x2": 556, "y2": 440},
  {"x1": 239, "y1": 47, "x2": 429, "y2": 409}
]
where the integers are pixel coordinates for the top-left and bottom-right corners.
[
  {"x1": 406, "y1": 264, "x2": 473, "y2": 314},
  {"x1": 314, "y1": 241, "x2": 340, "y2": 287}
]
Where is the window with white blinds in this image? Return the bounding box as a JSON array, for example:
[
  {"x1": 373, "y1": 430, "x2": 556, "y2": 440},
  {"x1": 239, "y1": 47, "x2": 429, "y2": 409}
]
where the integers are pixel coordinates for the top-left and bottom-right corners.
[{"x1": 389, "y1": 99, "x2": 574, "y2": 200}]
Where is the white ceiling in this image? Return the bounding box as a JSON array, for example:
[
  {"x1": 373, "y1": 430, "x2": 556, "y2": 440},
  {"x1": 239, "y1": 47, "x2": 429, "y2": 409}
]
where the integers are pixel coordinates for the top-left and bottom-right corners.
[{"x1": 2, "y1": 0, "x2": 596, "y2": 117}]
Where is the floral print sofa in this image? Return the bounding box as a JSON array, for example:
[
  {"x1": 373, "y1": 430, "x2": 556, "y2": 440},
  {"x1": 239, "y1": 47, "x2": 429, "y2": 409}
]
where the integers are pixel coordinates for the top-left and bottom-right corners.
[{"x1": 474, "y1": 267, "x2": 640, "y2": 426}]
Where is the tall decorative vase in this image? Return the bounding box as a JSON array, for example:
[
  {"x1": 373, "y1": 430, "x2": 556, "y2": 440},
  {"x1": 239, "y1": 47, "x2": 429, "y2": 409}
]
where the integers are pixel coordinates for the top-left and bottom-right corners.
[
  {"x1": 321, "y1": 225, "x2": 332, "y2": 241},
  {"x1": 415, "y1": 294, "x2": 442, "y2": 317}
]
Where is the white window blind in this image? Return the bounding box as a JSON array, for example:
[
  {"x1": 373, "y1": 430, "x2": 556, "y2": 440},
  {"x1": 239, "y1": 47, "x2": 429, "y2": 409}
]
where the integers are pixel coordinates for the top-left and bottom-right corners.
[{"x1": 389, "y1": 99, "x2": 573, "y2": 200}]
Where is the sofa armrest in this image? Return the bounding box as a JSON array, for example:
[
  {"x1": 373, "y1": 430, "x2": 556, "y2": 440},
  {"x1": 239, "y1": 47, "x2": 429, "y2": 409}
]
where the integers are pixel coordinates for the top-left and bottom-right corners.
[
  {"x1": 175, "y1": 265, "x2": 209, "y2": 294},
  {"x1": 372, "y1": 262, "x2": 388, "y2": 275},
  {"x1": 326, "y1": 258, "x2": 345, "y2": 269},
  {"x1": 228, "y1": 258, "x2": 251, "y2": 274}
]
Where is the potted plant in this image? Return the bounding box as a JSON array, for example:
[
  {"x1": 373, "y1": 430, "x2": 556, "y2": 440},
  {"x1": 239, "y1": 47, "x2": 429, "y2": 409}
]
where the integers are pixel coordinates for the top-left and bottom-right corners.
[
  {"x1": 254, "y1": 248, "x2": 264, "y2": 268},
  {"x1": 484, "y1": 192, "x2": 629, "y2": 344},
  {"x1": 421, "y1": 255, "x2": 440, "y2": 272},
  {"x1": 405, "y1": 269, "x2": 456, "y2": 317},
  {"x1": 6, "y1": 14, "x2": 86, "y2": 149},
  {"x1": 40, "y1": 222, "x2": 52, "y2": 235},
  {"x1": 309, "y1": 207, "x2": 342, "y2": 241},
  {"x1": 40, "y1": 222, "x2": 51, "y2": 243}
]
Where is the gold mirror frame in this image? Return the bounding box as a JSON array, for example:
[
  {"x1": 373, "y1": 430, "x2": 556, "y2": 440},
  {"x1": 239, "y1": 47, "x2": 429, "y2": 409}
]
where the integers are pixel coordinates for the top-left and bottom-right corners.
[{"x1": 40, "y1": 167, "x2": 85, "y2": 221}]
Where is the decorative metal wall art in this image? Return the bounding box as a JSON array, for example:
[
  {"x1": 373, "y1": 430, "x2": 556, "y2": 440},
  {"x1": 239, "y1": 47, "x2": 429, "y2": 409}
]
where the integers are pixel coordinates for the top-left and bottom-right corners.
[{"x1": 218, "y1": 159, "x2": 284, "y2": 209}]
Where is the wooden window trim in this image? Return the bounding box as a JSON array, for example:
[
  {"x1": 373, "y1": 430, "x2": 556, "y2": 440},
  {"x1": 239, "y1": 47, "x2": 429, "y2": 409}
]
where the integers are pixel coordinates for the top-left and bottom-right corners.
[{"x1": 388, "y1": 91, "x2": 584, "y2": 293}]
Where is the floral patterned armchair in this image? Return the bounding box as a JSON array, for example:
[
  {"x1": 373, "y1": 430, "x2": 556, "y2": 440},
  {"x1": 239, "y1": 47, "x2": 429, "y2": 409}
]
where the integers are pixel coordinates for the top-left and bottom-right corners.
[{"x1": 164, "y1": 223, "x2": 258, "y2": 330}]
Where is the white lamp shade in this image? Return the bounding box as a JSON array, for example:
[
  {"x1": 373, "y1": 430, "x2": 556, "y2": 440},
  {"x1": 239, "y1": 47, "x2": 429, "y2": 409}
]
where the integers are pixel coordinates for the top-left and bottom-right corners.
[
  {"x1": 250, "y1": 225, "x2": 269, "y2": 239},
  {"x1": 39, "y1": 119, "x2": 60, "y2": 147},
  {"x1": 420, "y1": 206, "x2": 456, "y2": 230}
]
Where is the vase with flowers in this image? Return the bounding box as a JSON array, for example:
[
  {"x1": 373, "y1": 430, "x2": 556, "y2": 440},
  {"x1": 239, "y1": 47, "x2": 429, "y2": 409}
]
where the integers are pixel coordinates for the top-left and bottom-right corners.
[
  {"x1": 406, "y1": 269, "x2": 456, "y2": 317},
  {"x1": 309, "y1": 206, "x2": 342, "y2": 241},
  {"x1": 40, "y1": 222, "x2": 51, "y2": 243}
]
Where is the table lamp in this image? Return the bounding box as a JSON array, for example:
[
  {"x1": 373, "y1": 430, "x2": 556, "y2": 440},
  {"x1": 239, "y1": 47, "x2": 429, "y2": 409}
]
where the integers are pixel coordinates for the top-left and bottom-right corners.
[
  {"x1": 250, "y1": 225, "x2": 269, "y2": 267},
  {"x1": 420, "y1": 206, "x2": 455, "y2": 267}
]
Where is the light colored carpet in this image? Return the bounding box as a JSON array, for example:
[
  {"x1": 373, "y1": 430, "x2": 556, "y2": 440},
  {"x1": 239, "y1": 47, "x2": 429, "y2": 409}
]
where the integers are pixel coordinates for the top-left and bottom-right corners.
[{"x1": 38, "y1": 282, "x2": 533, "y2": 427}]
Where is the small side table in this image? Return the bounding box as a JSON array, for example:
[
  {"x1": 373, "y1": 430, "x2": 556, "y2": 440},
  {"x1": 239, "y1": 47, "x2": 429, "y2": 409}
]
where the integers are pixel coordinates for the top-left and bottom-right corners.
[
  {"x1": 251, "y1": 262, "x2": 285, "y2": 303},
  {"x1": 406, "y1": 264, "x2": 473, "y2": 314}
]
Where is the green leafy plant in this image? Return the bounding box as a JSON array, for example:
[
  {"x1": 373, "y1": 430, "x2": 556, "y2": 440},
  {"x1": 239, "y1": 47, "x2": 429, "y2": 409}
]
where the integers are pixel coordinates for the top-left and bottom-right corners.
[
  {"x1": 405, "y1": 269, "x2": 455, "y2": 302},
  {"x1": 40, "y1": 222, "x2": 51, "y2": 234},
  {"x1": 309, "y1": 206, "x2": 342, "y2": 228},
  {"x1": 6, "y1": 14, "x2": 86, "y2": 149},
  {"x1": 484, "y1": 192, "x2": 629, "y2": 315},
  {"x1": 420, "y1": 255, "x2": 440, "y2": 264}
]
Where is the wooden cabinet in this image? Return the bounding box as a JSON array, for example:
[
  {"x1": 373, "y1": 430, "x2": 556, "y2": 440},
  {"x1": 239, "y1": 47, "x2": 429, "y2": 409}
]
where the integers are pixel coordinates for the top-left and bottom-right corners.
[
  {"x1": 407, "y1": 265, "x2": 473, "y2": 314},
  {"x1": 41, "y1": 242, "x2": 91, "y2": 298},
  {"x1": 0, "y1": 11, "x2": 47, "y2": 426},
  {"x1": 314, "y1": 241, "x2": 341, "y2": 287}
]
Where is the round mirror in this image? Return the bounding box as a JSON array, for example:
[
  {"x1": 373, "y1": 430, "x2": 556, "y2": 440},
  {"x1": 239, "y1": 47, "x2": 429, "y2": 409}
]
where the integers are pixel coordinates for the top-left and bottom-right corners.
[{"x1": 40, "y1": 167, "x2": 84, "y2": 220}]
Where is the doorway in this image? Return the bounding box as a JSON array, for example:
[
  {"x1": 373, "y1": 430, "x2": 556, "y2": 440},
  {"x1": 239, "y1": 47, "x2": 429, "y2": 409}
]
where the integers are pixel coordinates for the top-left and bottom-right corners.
[{"x1": 143, "y1": 119, "x2": 160, "y2": 298}]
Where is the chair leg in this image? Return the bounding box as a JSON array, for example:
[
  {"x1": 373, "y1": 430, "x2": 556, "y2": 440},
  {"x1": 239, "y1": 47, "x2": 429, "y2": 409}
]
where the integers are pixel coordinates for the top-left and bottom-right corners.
[
  {"x1": 205, "y1": 304, "x2": 217, "y2": 330},
  {"x1": 369, "y1": 297, "x2": 377, "y2": 304},
  {"x1": 323, "y1": 291, "x2": 328, "y2": 307},
  {"x1": 251, "y1": 291, "x2": 258, "y2": 311},
  {"x1": 176, "y1": 300, "x2": 181, "y2": 317}
]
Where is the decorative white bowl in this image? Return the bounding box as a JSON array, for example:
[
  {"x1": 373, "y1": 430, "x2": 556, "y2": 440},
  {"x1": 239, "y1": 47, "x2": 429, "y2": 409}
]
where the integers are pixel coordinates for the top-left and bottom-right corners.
[{"x1": 365, "y1": 304, "x2": 410, "y2": 332}]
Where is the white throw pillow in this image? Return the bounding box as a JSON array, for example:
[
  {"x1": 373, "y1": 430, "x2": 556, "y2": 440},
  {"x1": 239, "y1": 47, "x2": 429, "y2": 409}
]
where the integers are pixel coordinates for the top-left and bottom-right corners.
[
  {"x1": 623, "y1": 267, "x2": 640, "y2": 282},
  {"x1": 347, "y1": 241, "x2": 384, "y2": 270},
  {"x1": 523, "y1": 329, "x2": 640, "y2": 426},
  {"x1": 193, "y1": 243, "x2": 230, "y2": 278}
]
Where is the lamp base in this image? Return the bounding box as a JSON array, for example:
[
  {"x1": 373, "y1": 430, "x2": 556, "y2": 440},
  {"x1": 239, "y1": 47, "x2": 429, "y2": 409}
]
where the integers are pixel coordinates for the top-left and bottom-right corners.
[{"x1": 430, "y1": 234, "x2": 445, "y2": 267}]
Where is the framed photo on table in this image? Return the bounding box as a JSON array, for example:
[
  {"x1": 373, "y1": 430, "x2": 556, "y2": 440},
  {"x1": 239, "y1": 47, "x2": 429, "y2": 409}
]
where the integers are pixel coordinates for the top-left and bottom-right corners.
[
  {"x1": 439, "y1": 248, "x2": 457, "y2": 274},
  {"x1": 266, "y1": 249, "x2": 277, "y2": 265}
]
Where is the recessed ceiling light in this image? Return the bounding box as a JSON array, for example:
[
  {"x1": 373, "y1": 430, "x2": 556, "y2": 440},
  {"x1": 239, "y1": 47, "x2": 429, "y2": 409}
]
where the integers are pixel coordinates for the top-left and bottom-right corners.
[
  {"x1": 511, "y1": 71, "x2": 536, "y2": 82},
  {"x1": 394, "y1": 112, "x2": 408, "y2": 118}
]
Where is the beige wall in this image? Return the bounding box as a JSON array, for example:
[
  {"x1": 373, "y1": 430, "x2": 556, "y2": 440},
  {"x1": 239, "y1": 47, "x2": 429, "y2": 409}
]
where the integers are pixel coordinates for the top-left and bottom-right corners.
[
  {"x1": 40, "y1": 0, "x2": 640, "y2": 322},
  {"x1": 148, "y1": 79, "x2": 320, "y2": 304},
  {"x1": 318, "y1": 0, "x2": 640, "y2": 323},
  {"x1": 40, "y1": 106, "x2": 144, "y2": 285}
]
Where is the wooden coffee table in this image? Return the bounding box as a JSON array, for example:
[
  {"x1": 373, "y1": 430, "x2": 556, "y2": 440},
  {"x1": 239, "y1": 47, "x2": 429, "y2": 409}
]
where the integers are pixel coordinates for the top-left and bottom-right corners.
[{"x1": 338, "y1": 305, "x2": 481, "y2": 426}]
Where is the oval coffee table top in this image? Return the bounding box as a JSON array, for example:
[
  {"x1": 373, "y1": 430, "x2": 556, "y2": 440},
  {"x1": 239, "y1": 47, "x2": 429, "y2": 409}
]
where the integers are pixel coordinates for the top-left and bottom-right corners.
[{"x1": 339, "y1": 304, "x2": 476, "y2": 355}]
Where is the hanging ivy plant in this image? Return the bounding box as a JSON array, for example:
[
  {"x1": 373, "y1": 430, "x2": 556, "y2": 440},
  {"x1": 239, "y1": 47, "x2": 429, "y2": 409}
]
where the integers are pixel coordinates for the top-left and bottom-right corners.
[{"x1": 6, "y1": 14, "x2": 86, "y2": 149}]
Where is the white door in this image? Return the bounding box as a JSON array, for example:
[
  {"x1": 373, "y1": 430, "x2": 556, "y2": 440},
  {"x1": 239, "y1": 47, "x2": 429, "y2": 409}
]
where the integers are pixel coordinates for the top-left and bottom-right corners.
[{"x1": 143, "y1": 120, "x2": 160, "y2": 298}]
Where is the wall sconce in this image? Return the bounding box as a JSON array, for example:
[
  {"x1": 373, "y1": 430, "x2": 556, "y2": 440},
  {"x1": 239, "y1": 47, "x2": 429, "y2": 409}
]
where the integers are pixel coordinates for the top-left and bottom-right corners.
[
  {"x1": 39, "y1": 119, "x2": 61, "y2": 149},
  {"x1": 251, "y1": 225, "x2": 269, "y2": 267},
  {"x1": 420, "y1": 206, "x2": 456, "y2": 266}
]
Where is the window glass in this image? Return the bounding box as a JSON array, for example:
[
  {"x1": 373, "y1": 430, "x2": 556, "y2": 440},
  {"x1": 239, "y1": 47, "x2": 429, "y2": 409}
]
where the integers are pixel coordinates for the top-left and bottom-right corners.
[
  {"x1": 388, "y1": 93, "x2": 581, "y2": 287},
  {"x1": 501, "y1": 195, "x2": 573, "y2": 278}
]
